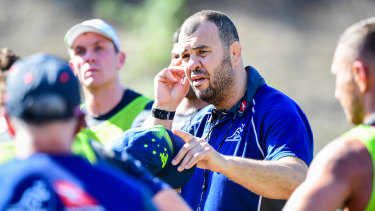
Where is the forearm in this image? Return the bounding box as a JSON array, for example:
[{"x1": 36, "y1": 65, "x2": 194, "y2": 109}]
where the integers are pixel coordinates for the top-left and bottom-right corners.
[
  {"x1": 219, "y1": 156, "x2": 308, "y2": 199},
  {"x1": 148, "y1": 117, "x2": 173, "y2": 130}
]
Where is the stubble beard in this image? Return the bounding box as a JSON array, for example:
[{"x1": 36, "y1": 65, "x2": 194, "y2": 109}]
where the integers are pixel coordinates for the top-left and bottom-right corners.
[{"x1": 194, "y1": 52, "x2": 234, "y2": 106}]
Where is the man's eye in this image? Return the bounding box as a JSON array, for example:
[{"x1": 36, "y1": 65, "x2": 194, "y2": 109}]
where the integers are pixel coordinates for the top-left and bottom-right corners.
[
  {"x1": 172, "y1": 54, "x2": 180, "y2": 59},
  {"x1": 94, "y1": 46, "x2": 103, "y2": 51},
  {"x1": 75, "y1": 49, "x2": 85, "y2": 55},
  {"x1": 199, "y1": 50, "x2": 207, "y2": 55}
]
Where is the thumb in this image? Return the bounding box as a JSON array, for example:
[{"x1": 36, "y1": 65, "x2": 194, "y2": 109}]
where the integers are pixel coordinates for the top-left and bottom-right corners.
[{"x1": 173, "y1": 129, "x2": 195, "y2": 143}]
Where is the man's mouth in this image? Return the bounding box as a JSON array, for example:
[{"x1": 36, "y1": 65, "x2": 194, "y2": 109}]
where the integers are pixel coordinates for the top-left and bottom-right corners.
[{"x1": 191, "y1": 75, "x2": 207, "y2": 87}]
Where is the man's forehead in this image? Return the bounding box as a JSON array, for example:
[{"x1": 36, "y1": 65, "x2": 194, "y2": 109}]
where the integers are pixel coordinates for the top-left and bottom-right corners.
[
  {"x1": 72, "y1": 32, "x2": 112, "y2": 48},
  {"x1": 179, "y1": 22, "x2": 219, "y2": 47},
  {"x1": 171, "y1": 44, "x2": 181, "y2": 55}
]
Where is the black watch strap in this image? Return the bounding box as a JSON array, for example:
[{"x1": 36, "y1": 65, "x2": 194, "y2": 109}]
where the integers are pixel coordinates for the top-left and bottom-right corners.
[{"x1": 152, "y1": 108, "x2": 175, "y2": 120}]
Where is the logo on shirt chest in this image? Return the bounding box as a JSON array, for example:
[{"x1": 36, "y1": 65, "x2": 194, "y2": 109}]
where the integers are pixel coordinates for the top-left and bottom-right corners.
[{"x1": 225, "y1": 123, "x2": 245, "y2": 142}]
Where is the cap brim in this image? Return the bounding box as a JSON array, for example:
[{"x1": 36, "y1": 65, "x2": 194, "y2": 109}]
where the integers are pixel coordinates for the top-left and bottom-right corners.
[{"x1": 156, "y1": 130, "x2": 196, "y2": 189}]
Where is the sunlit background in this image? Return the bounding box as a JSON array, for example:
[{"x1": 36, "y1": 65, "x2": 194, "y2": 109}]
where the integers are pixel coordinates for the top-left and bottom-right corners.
[{"x1": 2, "y1": 0, "x2": 375, "y2": 154}]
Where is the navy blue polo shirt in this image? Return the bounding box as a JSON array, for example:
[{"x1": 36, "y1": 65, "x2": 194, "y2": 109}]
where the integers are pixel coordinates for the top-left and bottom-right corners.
[
  {"x1": 181, "y1": 66, "x2": 314, "y2": 211},
  {"x1": 0, "y1": 154, "x2": 156, "y2": 211}
]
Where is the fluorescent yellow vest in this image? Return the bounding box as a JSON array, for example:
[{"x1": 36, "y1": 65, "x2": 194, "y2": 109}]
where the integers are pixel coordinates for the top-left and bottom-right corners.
[
  {"x1": 343, "y1": 125, "x2": 375, "y2": 211},
  {"x1": 78, "y1": 96, "x2": 151, "y2": 146}
]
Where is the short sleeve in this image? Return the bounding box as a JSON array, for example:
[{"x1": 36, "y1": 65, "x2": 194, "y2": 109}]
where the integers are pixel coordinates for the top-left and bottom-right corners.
[{"x1": 257, "y1": 93, "x2": 313, "y2": 165}]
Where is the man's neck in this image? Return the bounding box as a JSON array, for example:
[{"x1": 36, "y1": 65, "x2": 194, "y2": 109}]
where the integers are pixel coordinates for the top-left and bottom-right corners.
[
  {"x1": 176, "y1": 97, "x2": 209, "y2": 115},
  {"x1": 83, "y1": 82, "x2": 125, "y2": 116}
]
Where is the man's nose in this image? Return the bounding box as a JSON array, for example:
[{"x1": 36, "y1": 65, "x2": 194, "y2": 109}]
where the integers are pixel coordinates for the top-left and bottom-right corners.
[
  {"x1": 187, "y1": 54, "x2": 202, "y2": 72},
  {"x1": 83, "y1": 49, "x2": 95, "y2": 63}
]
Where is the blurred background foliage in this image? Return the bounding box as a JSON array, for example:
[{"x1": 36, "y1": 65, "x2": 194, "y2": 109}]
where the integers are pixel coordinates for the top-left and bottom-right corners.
[{"x1": 93, "y1": 0, "x2": 187, "y2": 97}]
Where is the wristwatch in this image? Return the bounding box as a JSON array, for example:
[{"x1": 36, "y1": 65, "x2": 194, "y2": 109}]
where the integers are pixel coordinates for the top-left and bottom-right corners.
[{"x1": 152, "y1": 108, "x2": 176, "y2": 120}]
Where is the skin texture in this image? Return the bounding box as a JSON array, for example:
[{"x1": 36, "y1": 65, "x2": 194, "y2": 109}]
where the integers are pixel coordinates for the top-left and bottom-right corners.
[
  {"x1": 283, "y1": 137, "x2": 372, "y2": 211},
  {"x1": 68, "y1": 32, "x2": 126, "y2": 115},
  {"x1": 332, "y1": 44, "x2": 364, "y2": 125},
  {"x1": 170, "y1": 42, "x2": 209, "y2": 127},
  {"x1": 284, "y1": 26, "x2": 375, "y2": 210},
  {"x1": 152, "y1": 20, "x2": 308, "y2": 199}
]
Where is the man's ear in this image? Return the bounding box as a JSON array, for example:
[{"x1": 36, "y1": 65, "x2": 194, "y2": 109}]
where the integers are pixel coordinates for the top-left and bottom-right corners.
[
  {"x1": 230, "y1": 41, "x2": 242, "y2": 67},
  {"x1": 352, "y1": 60, "x2": 368, "y2": 92},
  {"x1": 4, "y1": 114, "x2": 15, "y2": 137},
  {"x1": 117, "y1": 51, "x2": 126, "y2": 70}
]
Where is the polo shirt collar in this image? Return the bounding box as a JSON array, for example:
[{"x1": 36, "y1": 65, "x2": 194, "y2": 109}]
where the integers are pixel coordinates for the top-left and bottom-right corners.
[{"x1": 227, "y1": 66, "x2": 265, "y2": 117}]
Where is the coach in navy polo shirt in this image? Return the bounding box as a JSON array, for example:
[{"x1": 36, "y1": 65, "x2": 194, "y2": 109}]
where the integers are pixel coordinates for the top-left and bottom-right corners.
[{"x1": 150, "y1": 10, "x2": 313, "y2": 211}]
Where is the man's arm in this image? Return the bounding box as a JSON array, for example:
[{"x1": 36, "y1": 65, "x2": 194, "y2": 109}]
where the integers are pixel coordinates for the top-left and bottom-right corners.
[
  {"x1": 172, "y1": 130, "x2": 308, "y2": 199},
  {"x1": 283, "y1": 138, "x2": 372, "y2": 210},
  {"x1": 221, "y1": 156, "x2": 307, "y2": 199}
]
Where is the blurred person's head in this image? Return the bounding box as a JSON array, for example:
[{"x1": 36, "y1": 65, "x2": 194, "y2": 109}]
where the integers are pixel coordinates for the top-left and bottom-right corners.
[
  {"x1": 171, "y1": 27, "x2": 197, "y2": 100},
  {"x1": 4, "y1": 54, "x2": 84, "y2": 158},
  {"x1": 171, "y1": 27, "x2": 181, "y2": 66},
  {"x1": 179, "y1": 10, "x2": 243, "y2": 106},
  {"x1": 331, "y1": 17, "x2": 375, "y2": 125},
  {"x1": 64, "y1": 19, "x2": 125, "y2": 91},
  {"x1": 0, "y1": 48, "x2": 20, "y2": 112}
]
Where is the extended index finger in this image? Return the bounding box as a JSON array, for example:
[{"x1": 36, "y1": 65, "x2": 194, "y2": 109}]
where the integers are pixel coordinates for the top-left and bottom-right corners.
[
  {"x1": 172, "y1": 129, "x2": 195, "y2": 143},
  {"x1": 171, "y1": 129, "x2": 197, "y2": 167}
]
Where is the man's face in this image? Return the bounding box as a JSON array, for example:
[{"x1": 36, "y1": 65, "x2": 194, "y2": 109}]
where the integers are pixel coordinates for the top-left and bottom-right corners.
[
  {"x1": 331, "y1": 44, "x2": 363, "y2": 124},
  {"x1": 171, "y1": 43, "x2": 181, "y2": 67},
  {"x1": 180, "y1": 21, "x2": 234, "y2": 105},
  {"x1": 171, "y1": 42, "x2": 197, "y2": 99},
  {"x1": 68, "y1": 32, "x2": 123, "y2": 89}
]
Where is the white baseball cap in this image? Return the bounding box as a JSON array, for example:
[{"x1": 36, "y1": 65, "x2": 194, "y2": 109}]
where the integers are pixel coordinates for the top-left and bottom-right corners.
[{"x1": 64, "y1": 19, "x2": 121, "y2": 51}]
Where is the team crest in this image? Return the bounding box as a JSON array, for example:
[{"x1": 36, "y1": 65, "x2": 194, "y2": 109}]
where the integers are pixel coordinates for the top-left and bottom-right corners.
[{"x1": 226, "y1": 123, "x2": 245, "y2": 142}]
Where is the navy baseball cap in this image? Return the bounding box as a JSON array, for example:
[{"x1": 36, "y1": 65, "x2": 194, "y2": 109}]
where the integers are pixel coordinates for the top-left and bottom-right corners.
[
  {"x1": 5, "y1": 53, "x2": 81, "y2": 123},
  {"x1": 112, "y1": 126, "x2": 196, "y2": 189}
]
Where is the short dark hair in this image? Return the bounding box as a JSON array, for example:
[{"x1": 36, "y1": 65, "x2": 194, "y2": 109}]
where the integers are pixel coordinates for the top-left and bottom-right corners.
[
  {"x1": 0, "y1": 48, "x2": 20, "y2": 107},
  {"x1": 339, "y1": 17, "x2": 375, "y2": 63},
  {"x1": 180, "y1": 10, "x2": 239, "y2": 48}
]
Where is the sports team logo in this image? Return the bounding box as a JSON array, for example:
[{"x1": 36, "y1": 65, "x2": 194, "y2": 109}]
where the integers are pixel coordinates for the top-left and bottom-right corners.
[
  {"x1": 54, "y1": 180, "x2": 105, "y2": 210},
  {"x1": 6, "y1": 180, "x2": 52, "y2": 210},
  {"x1": 226, "y1": 123, "x2": 245, "y2": 142},
  {"x1": 238, "y1": 100, "x2": 246, "y2": 115}
]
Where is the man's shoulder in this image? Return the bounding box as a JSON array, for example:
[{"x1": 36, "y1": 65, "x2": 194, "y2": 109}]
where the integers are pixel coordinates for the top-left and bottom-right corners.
[
  {"x1": 0, "y1": 155, "x2": 151, "y2": 210},
  {"x1": 125, "y1": 89, "x2": 151, "y2": 101},
  {"x1": 312, "y1": 136, "x2": 371, "y2": 178},
  {"x1": 253, "y1": 85, "x2": 305, "y2": 117},
  {"x1": 255, "y1": 85, "x2": 296, "y2": 106},
  {"x1": 123, "y1": 89, "x2": 152, "y2": 110}
]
